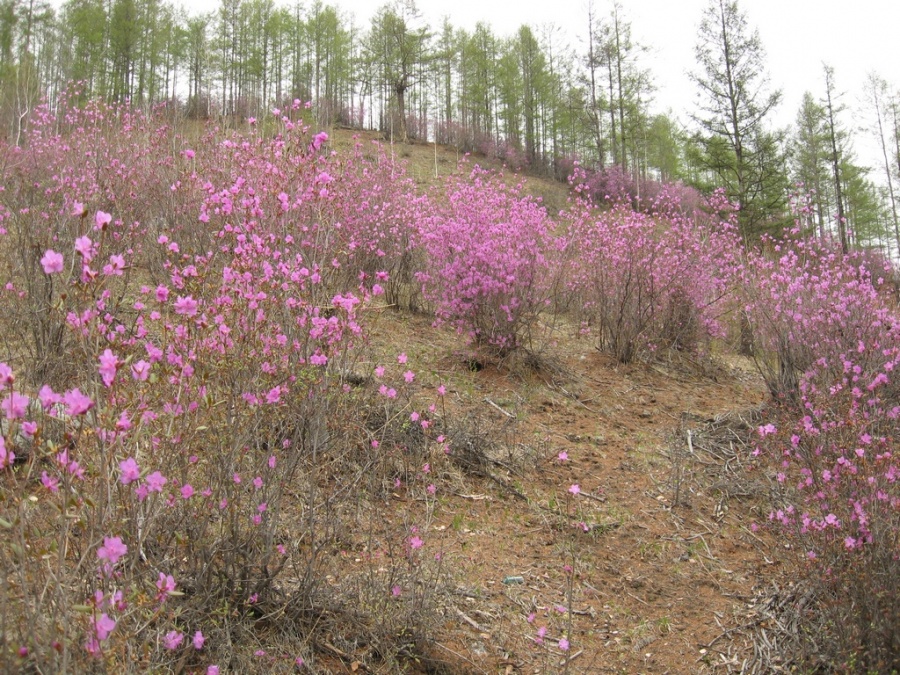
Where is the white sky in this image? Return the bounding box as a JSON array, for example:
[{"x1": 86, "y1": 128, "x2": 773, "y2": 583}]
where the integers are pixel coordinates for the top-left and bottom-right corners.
[
  {"x1": 343, "y1": 0, "x2": 899, "y2": 170},
  {"x1": 192, "y1": 0, "x2": 900, "y2": 170}
]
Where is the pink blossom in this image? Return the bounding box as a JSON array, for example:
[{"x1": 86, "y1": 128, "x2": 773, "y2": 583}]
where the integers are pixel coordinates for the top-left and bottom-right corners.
[
  {"x1": 94, "y1": 211, "x2": 112, "y2": 230},
  {"x1": 93, "y1": 613, "x2": 116, "y2": 641},
  {"x1": 103, "y1": 254, "x2": 125, "y2": 276},
  {"x1": 37, "y1": 385, "x2": 59, "y2": 409},
  {"x1": 404, "y1": 370, "x2": 415, "y2": 383},
  {"x1": 98, "y1": 349, "x2": 119, "y2": 387},
  {"x1": 409, "y1": 536, "x2": 424, "y2": 550},
  {"x1": 0, "y1": 436, "x2": 14, "y2": 469},
  {"x1": 192, "y1": 631, "x2": 205, "y2": 650},
  {"x1": 2, "y1": 391, "x2": 29, "y2": 419},
  {"x1": 97, "y1": 536, "x2": 127, "y2": 564},
  {"x1": 145, "y1": 471, "x2": 167, "y2": 492},
  {"x1": 173, "y1": 295, "x2": 198, "y2": 316},
  {"x1": 40, "y1": 249, "x2": 64, "y2": 274},
  {"x1": 558, "y1": 637, "x2": 570, "y2": 651},
  {"x1": 40, "y1": 471, "x2": 58, "y2": 491},
  {"x1": 156, "y1": 573, "x2": 176, "y2": 600},
  {"x1": 568, "y1": 484, "x2": 580, "y2": 495},
  {"x1": 119, "y1": 458, "x2": 140, "y2": 485},
  {"x1": 74, "y1": 236, "x2": 94, "y2": 261},
  {"x1": 62, "y1": 388, "x2": 94, "y2": 416},
  {"x1": 131, "y1": 359, "x2": 151, "y2": 381},
  {"x1": 163, "y1": 630, "x2": 183, "y2": 650},
  {"x1": 0, "y1": 362, "x2": 13, "y2": 385}
]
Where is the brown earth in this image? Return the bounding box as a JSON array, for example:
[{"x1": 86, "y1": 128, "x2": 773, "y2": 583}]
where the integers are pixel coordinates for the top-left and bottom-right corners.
[{"x1": 334, "y1": 305, "x2": 778, "y2": 675}]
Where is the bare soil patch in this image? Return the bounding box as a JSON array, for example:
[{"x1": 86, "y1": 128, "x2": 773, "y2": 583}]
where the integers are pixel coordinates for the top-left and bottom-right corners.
[{"x1": 328, "y1": 309, "x2": 777, "y2": 674}]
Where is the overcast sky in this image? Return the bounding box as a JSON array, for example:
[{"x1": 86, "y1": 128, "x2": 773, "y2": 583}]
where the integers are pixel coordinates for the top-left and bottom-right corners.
[{"x1": 187, "y1": 0, "x2": 899, "y2": 167}]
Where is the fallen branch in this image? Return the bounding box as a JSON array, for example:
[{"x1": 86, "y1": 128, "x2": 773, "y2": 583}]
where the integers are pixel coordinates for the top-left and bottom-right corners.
[
  {"x1": 484, "y1": 397, "x2": 516, "y2": 418},
  {"x1": 455, "y1": 607, "x2": 490, "y2": 634}
]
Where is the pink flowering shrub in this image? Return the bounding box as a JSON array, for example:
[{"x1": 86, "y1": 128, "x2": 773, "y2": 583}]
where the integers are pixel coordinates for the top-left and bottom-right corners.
[
  {"x1": 562, "y1": 180, "x2": 740, "y2": 362},
  {"x1": 562, "y1": 162, "x2": 705, "y2": 215},
  {"x1": 0, "y1": 97, "x2": 191, "y2": 385},
  {"x1": 739, "y1": 233, "x2": 897, "y2": 400},
  {"x1": 0, "y1": 98, "x2": 445, "y2": 671},
  {"x1": 746, "y1": 232, "x2": 900, "y2": 668},
  {"x1": 416, "y1": 166, "x2": 561, "y2": 354},
  {"x1": 754, "y1": 355, "x2": 900, "y2": 670},
  {"x1": 313, "y1": 139, "x2": 426, "y2": 308}
]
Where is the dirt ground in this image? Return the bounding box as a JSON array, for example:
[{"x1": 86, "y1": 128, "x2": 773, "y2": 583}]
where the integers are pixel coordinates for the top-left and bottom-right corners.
[{"x1": 335, "y1": 310, "x2": 778, "y2": 675}]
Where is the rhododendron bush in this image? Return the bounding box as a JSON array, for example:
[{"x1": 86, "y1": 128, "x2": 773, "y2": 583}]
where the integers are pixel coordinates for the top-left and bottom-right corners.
[
  {"x1": 745, "y1": 233, "x2": 900, "y2": 670},
  {"x1": 416, "y1": 167, "x2": 561, "y2": 353},
  {"x1": 753, "y1": 363, "x2": 900, "y2": 670},
  {"x1": 0, "y1": 99, "x2": 442, "y2": 672},
  {"x1": 739, "y1": 234, "x2": 897, "y2": 400},
  {"x1": 562, "y1": 177, "x2": 740, "y2": 363}
]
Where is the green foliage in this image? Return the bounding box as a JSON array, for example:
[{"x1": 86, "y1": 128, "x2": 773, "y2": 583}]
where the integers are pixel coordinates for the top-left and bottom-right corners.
[{"x1": 691, "y1": 0, "x2": 787, "y2": 241}]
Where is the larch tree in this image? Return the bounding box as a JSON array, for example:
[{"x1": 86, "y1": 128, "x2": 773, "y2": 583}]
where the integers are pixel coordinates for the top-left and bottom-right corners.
[
  {"x1": 583, "y1": 0, "x2": 607, "y2": 167},
  {"x1": 791, "y1": 92, "x2": 830, "y2": 238},
  {"x1": 365, "y1": 0, "x2": 430, "y2": 143},
  {"x1": 645, "y1": 112, "x2": 684, "y2": 183},
  {"x1": 184, "y1": 13, "x2": 210, "y2": 117},
  {"x1": 864, "y1": 73, "x2": 900, "y2": 254},
  {"x1": 597, "y1": 1, "x2": 646, "y2": 173},
  {"x1": 822, "y1": 64, "x2": 848, "y2": 253},
  {"x1": 514, "y1": 25, "x2": 546, "y2": 164},
  {"x1": 691, "y1": 0, "x2": 783, "y2": 242}
]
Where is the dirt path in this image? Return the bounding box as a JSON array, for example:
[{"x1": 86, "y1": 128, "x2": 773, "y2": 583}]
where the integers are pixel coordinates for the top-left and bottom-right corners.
[{"x1": 354, "y1": 313, "x2": 773, "y2": 674}]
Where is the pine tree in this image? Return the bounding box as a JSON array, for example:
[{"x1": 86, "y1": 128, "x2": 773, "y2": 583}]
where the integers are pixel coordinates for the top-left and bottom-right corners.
[{"x1": 691, "y1": 0, "x2": 784, "y2": 241}]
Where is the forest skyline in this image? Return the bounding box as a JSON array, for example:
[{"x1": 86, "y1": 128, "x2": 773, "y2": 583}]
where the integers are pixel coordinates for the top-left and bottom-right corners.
[
  {"x1": 176, "y1": 0, "x2": 900, "y2": 141},
  {"x1": 5, "y1": 0, "x2": 900, "y2": 251}
]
